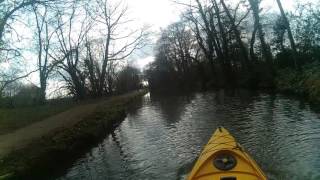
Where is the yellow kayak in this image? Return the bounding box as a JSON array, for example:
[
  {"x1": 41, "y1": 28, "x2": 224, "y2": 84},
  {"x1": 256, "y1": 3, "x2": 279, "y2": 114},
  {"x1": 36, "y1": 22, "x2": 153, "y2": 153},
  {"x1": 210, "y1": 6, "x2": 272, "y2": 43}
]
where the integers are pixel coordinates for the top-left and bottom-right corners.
[{"x1": 188, "y1": 127, "x2": 267, "y2": 180}]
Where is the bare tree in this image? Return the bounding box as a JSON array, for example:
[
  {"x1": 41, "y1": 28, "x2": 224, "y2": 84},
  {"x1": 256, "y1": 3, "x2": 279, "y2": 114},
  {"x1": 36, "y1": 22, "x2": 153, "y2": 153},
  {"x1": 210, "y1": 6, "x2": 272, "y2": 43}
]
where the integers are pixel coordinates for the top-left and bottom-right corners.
[
  {"x1": 220, "y1": 0, "x2": 250, "y2": 69},
  {"x1": 32, "y1": 5, "x2": 57, "y2": 103},
  {"x1": 0, "y1": 0, "x2": 58, "y2": 42},
  {"x1": 177, "y1": 0, "x2": 251, "y2": 85},
  {"x1": 52, "y1": 2, "x2": 93, "y2": 99},
  {"x1": 250, "y1": 24, "x2": 258, "y2": 61},
  {"x1": 83, "y1": 39, "x2": 100, "y2": 95},
  {"x1": 248, "y1": 0, "x2": 273, "y2": 65},
  {"x1": 86, "y1": 0, "x2": 149, "y2": 96},
  {"x1": 159, "y1": 22, "x2": 196, "y2": 76},
  {"x1": 195, "y1": 0, "x2": 221, "y2": 72}
]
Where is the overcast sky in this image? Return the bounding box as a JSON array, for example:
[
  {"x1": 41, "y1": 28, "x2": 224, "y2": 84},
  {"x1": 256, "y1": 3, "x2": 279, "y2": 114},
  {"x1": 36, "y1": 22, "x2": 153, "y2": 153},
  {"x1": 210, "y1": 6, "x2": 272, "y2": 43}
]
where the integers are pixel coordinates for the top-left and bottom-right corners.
[
  {"x1": 128, "y1": 0, "x2": 181, "y2": 30},
  {"x1": 126, "y1": 0, "x2": 181, "y2": 69}
]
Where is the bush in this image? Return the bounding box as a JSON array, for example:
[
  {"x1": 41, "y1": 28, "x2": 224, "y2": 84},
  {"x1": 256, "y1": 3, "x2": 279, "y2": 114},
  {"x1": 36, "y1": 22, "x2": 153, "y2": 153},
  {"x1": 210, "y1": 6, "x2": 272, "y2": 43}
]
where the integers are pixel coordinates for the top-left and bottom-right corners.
[
  {"x1": 276, "y1": 68, "x2": 302, "y2": 93},
  {"x1": 276, "y1": 62, "x2": 320, "y2": 102},
  {"x1": 0, "y1": 84, "x2": 41, "y2": 108},
  {"x1": 301, "y1": 62, "x2": 320, "y2": 101}
]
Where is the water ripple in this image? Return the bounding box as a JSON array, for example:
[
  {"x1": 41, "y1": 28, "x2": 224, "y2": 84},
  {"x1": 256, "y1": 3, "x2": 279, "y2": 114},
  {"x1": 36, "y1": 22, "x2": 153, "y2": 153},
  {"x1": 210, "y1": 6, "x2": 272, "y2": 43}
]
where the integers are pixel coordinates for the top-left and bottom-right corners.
[{"x1": 58, "y1": 90, "x2": 320, "y2": 180}]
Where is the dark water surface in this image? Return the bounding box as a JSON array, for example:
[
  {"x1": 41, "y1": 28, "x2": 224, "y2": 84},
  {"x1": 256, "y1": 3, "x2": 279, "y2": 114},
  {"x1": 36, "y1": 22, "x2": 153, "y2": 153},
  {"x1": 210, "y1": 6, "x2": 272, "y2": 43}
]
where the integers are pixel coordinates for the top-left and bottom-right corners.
[{"x1": 58, "y1": 90, "x2": 320, "y2": 180}]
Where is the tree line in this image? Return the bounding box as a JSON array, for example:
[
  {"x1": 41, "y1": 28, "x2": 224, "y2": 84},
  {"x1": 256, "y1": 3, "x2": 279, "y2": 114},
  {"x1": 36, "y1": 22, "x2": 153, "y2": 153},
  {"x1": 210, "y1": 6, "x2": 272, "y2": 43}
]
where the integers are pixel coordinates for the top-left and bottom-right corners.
[
  {"x1": 0, "y1": 0, "x2": 148, "y2": 105},
  {"x1": 146, "y1": 0, "x2": 320, "y2": 92}
]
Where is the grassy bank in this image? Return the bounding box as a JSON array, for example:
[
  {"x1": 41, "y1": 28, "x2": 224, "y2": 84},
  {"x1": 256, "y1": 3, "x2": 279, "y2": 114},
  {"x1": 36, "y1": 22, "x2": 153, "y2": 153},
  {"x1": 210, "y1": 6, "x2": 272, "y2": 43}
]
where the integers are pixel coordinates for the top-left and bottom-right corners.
[
  {"x1": 0, "y1": 90, "x2": 147, "y2": 179},
  {"x1": 276, "y1": 62, "x2": 320, "y2": 103}
]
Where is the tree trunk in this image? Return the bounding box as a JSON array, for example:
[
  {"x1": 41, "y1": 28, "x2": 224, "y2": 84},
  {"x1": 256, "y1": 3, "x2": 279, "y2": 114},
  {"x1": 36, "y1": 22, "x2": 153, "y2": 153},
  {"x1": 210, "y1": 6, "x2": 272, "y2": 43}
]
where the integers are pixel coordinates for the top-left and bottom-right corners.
[
  {"x1": 276, "y1": 0, "x2": 298, "y2": 69},
  {"x1": 98, "y1": 27, "x2": 111, "y2": 95},
  {"x1": 220, "y1": 0, "x2": 250, "y2": 70},
  {"x1": 195, "y1": 1, "x2": 220, "y2": 59},
  {"x1": 249, "y1": 0, "x2": 273, "y2": 65},
  {"x1": 39, "y1": 77, "x2": 46, "y2": 104},
  {"x1": 212, "y1": 0, "x2": 235, "y2": 86},
  {"x1": 212, "y1": 0, "x2": 228, "y2": 61},
  {"x1": 250, "y1": 25, "x2": 258, "y2": 62}
]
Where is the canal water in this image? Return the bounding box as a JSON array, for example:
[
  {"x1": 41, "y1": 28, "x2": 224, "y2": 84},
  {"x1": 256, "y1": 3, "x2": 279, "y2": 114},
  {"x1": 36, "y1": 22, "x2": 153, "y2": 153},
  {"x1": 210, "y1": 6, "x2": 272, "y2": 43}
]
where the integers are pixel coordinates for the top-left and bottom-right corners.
[{"x1": 58, "y1": 90, "x2": 320, "y2": 180}]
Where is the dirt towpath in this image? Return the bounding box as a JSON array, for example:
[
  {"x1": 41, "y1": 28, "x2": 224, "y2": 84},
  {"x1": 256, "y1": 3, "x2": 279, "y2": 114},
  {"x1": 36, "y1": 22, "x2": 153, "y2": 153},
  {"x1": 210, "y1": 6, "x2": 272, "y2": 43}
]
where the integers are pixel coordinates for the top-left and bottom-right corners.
[{"x1": 0, "y1": 100, "x2": 104, "y2": 157}]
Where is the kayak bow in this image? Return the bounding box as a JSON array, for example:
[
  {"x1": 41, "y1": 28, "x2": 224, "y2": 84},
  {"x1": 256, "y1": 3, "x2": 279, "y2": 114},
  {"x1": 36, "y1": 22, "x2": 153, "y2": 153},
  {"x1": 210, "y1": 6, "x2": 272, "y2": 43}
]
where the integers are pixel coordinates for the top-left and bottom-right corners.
[{"x1": 188, "y1": 127, "x2": 267, "y2": 180}]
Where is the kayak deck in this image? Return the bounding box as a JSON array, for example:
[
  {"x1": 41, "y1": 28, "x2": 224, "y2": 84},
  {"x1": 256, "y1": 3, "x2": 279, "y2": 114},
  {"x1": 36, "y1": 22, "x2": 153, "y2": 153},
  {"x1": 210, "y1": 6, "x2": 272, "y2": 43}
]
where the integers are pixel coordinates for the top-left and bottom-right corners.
[{"x1": 188, "y1": 127, "x2": 267, "y2": 180}]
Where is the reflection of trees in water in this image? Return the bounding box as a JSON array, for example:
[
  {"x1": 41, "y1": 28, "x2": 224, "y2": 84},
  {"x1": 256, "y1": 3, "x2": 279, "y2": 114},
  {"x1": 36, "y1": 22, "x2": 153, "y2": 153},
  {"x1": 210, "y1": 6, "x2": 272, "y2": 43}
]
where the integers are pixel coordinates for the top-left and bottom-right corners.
[
  {"x1": 109, "y1": 129, "x2": 136, "y2": 176},
  {"x1": 212, "y1": 89, "x2": 260, "y2": 124},
  {"x1": 149, "y1": 92, "x2": 195, "y2": 125},
  {"x1": 126, "y1": 95, "x2": 144, "y2": 116},
  {"x1": 111, "y1": 131, "x2": 125, "y2": 159}
]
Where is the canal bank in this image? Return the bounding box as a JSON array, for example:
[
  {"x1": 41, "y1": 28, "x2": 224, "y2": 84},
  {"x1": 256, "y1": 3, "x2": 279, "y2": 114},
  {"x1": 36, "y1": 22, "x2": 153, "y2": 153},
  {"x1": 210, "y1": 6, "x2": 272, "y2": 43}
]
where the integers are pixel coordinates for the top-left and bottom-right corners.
[{"x1": 0, "y1": 90, "x2": 147, "y2": 179}]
